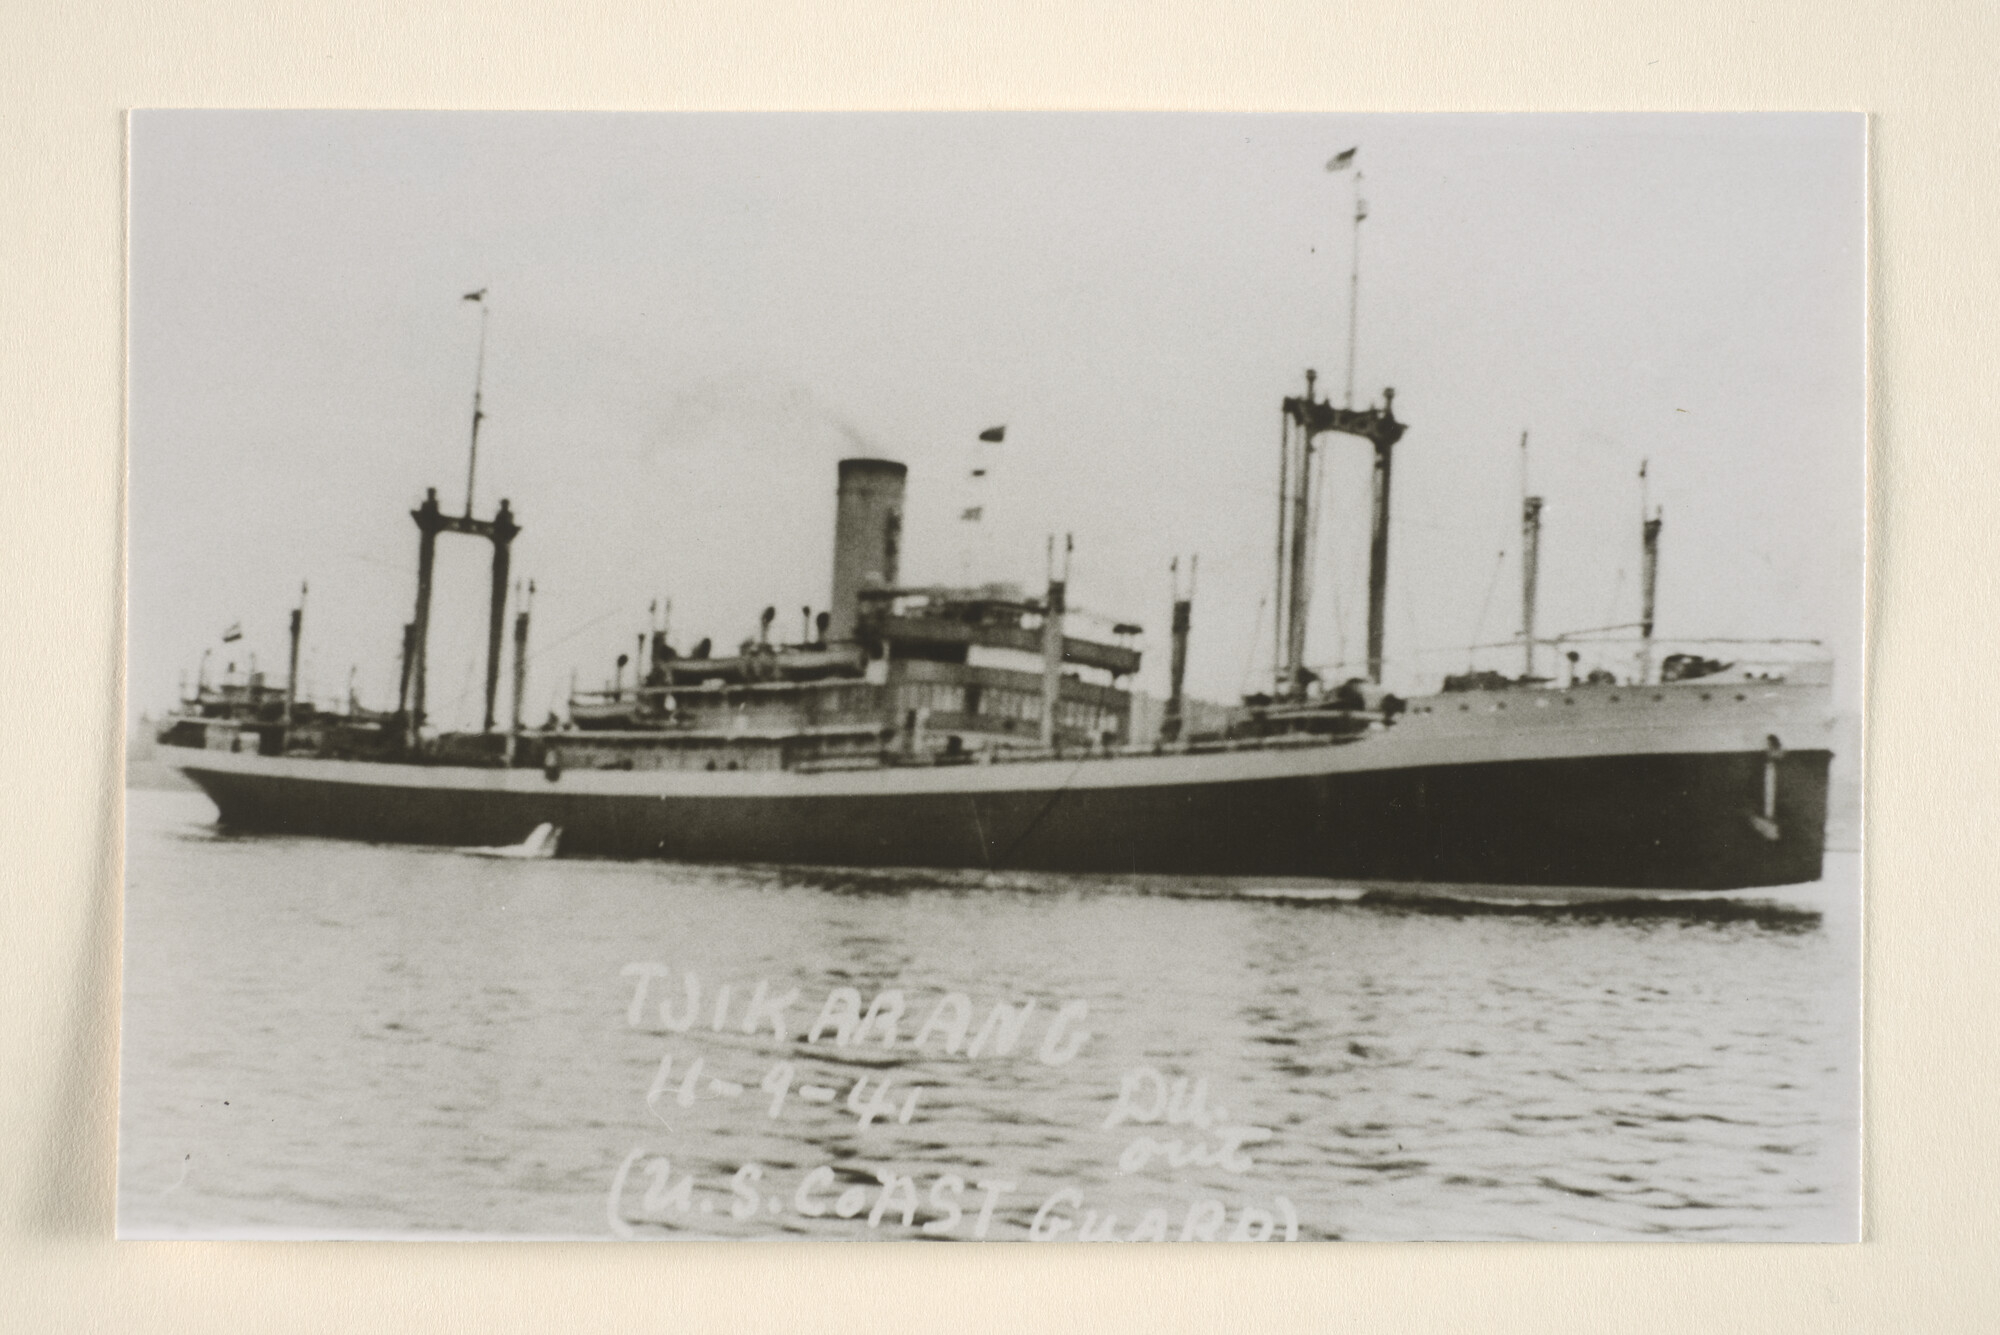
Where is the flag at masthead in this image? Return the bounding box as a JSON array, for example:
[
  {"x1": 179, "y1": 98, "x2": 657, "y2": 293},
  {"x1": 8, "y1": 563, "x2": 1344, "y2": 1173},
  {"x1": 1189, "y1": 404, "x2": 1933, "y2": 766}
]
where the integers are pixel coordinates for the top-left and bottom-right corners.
[{"x1": 1330, "y1": 147, "x2": 1365, "y2": 407}]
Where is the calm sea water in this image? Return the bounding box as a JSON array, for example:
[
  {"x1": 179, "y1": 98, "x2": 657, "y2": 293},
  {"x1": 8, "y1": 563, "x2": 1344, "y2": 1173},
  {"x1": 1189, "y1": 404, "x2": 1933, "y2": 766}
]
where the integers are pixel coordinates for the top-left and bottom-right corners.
[{"x1": 118, "y1": 786, "x2": 1858, "y2": 1242}]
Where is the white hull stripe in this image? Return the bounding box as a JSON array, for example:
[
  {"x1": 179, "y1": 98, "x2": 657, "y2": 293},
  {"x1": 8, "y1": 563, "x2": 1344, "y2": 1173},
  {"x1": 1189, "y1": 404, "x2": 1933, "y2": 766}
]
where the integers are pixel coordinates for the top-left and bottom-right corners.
[{"x1": 174, "y1": 687, "x2": 1836, "y2": 800}]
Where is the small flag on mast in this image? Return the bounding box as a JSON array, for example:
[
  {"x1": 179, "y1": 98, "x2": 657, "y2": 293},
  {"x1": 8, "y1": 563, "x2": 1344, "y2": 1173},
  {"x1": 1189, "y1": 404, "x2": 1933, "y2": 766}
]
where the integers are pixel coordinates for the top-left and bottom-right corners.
[
  {"x1": 977, "y1": 426, "x2": 1005, "y2": 443},
  {"x1": 462, "y1": 288, "x2": 487, "y2": 303},
  {"x1": 1325, "y1": 147, "x2": 1358, "y2": 172},
  {"x1": 221, "y1": 622, "x2": 243, "y2": 643},
  {"x1": 961, "y1": 506, "x2": 983, "y2": 522}
]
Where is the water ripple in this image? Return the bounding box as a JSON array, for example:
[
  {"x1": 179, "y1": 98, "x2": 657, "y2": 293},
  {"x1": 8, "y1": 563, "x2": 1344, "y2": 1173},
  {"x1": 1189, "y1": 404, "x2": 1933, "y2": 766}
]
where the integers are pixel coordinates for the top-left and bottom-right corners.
[{"x1": 118, "y1": 788, "x2": 1857, "y2": 1242}]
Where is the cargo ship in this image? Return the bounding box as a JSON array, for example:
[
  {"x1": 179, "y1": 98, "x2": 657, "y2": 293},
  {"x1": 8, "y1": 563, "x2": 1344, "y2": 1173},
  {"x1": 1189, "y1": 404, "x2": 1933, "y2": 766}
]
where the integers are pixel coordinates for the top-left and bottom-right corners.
[{"x1": 156, "y1": 367, "x2": 1835, "y2": 891}]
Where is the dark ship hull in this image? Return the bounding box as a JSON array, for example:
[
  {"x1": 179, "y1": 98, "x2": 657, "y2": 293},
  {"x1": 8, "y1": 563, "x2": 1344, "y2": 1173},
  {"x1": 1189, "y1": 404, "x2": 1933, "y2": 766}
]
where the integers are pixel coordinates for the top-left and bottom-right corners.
[{"x1": 172, "y1": 678, "x2": 1834, "y2": 891}]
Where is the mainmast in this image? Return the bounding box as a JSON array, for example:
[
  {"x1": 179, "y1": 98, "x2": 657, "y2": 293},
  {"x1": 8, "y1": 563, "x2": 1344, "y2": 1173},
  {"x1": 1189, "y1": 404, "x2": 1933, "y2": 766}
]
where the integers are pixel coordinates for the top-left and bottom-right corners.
[{"x1": 1268, "y1": 148, "x2": 1406, "y2": 697}]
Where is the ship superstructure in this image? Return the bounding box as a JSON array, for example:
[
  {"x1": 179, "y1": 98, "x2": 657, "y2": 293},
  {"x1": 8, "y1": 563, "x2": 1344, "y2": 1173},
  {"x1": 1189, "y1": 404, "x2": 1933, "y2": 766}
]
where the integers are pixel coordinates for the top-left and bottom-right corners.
[{"x1": 540, "y1": 458, "x2": 1145, "y2": 775}]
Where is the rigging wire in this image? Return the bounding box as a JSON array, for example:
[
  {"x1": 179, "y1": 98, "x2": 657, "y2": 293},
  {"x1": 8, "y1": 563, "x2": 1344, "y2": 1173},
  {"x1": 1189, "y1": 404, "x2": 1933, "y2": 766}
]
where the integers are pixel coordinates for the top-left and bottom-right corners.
[
  {"x1": 1399, "y1": 588, "x2": 1423, "y2": 688},
  {"x1": 525, "y1": 602, "x2": 637, "y2": 666},
  {"x1": 1241, "y1": 594, "x2": 1268, "y2": 698},
  {"x1": 1469, "y1": 547, "x2": 1508, "y2": 670},
  {"x1": 446, "y1": 655, "x2": 479, "y2": 725}
]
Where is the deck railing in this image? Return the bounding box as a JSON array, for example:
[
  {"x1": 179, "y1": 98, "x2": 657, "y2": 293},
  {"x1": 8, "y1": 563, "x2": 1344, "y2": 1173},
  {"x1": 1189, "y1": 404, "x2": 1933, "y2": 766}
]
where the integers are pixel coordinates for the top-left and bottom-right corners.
[{"x1": 1295, "y1": 635, "x2": 1830, "y2": 695}]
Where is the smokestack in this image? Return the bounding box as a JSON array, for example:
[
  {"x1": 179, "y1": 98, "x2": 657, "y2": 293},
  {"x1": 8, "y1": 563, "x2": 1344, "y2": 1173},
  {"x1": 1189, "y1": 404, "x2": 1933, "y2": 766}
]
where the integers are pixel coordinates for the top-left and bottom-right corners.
[
  {"x1": 1041, "y1": 535, "x2": 1071, "y2": 750},
  {"x1": 828, "y1": 458, "x2": 908, "y2": 644},
  {"x1": 1521, "y1": 495, "x2": 1543, "y2": 679}
]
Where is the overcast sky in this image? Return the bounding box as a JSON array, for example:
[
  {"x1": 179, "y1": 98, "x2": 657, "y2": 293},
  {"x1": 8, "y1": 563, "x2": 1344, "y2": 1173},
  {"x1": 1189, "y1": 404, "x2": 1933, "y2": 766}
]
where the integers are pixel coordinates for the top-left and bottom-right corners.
[{"x1": 130, "y1": 113, "x2": 1861, "y2": 729}]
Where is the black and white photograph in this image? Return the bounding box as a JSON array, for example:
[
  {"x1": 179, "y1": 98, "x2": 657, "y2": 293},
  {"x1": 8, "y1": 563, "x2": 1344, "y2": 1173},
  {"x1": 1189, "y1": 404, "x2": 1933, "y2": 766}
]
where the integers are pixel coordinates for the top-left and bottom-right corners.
[{"x1": 121, "y1": 112, "x2": 1862, "y2": 1242}]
